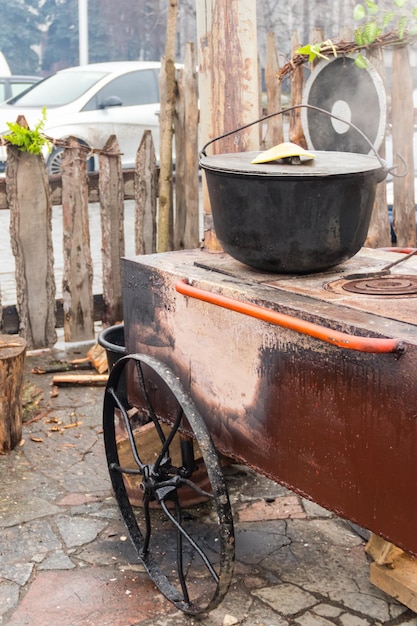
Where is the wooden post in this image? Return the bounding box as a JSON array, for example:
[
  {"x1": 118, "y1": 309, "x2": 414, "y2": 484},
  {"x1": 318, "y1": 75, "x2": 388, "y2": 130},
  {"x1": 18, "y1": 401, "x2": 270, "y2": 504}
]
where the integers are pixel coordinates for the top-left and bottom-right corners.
[
  {"x1": 99, "y1": 134, "x2": 125, "y2": 325},
  {"x1": 365, "y1": 46, "x2": 391, "y2": 248},
  {"x1": 391, "y1": 45, "x2": 416, "y2": 247},
  {"x1": 289, "y1": 31, "x2": 307, "y2": 148},
  {"x1": 6, "y1": 132, "x2": 56, "y2": 349},
  {"x1": 158, "y1": 0, "x2": 178, "y2": 253},
  {"x1": 310, "y1": 27, "x2": 324, "y2": 69},
  {"x1": 174, "y1": 42, "x2": 200, "y2": 250},
  {"x1": 196, "y1": 0, "x2": 260, "y2": 251},
  {"x1": 135, "y1": 130, "x2": 157, "y2": 255},
  {"x1": 61, "y1": 137, "x2": 94, "y2": 342},
  {"x1": 0, "y1": 334, "x2": 26, "y2": 454},
  {"x1": 264, "y1": 32, "x2": 283, "y2": 150}
]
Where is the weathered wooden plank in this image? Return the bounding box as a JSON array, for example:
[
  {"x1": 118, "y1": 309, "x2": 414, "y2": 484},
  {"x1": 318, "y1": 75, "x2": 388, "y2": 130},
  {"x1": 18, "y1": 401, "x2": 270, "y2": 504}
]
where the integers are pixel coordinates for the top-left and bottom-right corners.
[
  {"x1": 98, "y1": 135, "x2": 124, "y2": 325},
  {"x1": 391, "y1": 45, "x2": 416, "y2": 247},
  {"x1": 0, "y1": 334, "x2": 26, "y2": 454},
  {"x1": 158, "y1": 55, "x2": 175, "y2": 253},
  {"x1": 370, "y1": 553, "x2": 417, "y2": 613},
  {"x1": 6, "y1": 144, "x2": 56, "y2": 348},
  {"x1": 135, "y1": 130, "x2": 157, "y2": 255},
  {"x1": 196, "y1": 0, "x2": 259, "y2": 251},
  {"x1": 289, "y1": 31, "x2": 307, "y2": 148},
  {"x1": 175, "y1": 62, "x2": 188, "y2": 250},
  {"x1": 366, "y1": 534, "x2": 404, "y2": 566},
  {"x1": 158, "y1": 0, "x2": 178, "y2": 253},
  {"x1": 365, "y1": 46, "x2": 390, "y2": 248},
  {"x1": 174, "y1": 42, "x2": 200, "y2": 250},
  {"x1": 61, "y1": 137, "x2": 94, "y2": 342},
  {"x1": 196, "y1": 0, "x2": 259, "y2": 155},
  {"x1": 264, "y1": 32, "x2": 283, "y2": 150}
]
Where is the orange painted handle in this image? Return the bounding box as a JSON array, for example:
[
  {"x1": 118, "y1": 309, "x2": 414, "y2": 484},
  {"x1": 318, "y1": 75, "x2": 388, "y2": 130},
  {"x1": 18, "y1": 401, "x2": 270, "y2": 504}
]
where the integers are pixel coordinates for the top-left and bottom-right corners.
[
  {"x1": 381, "y1": 247, "x2": 416, "y2": 254},
  {"x1": 175, "y1": 279, "x2": 405, "y2": 355}
]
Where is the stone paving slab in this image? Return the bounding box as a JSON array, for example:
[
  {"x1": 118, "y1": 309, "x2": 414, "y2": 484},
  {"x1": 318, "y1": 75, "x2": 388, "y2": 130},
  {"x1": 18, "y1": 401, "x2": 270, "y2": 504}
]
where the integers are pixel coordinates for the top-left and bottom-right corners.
[{"x1": 1, "y1": 347, "x2": 417, "y2": 625}]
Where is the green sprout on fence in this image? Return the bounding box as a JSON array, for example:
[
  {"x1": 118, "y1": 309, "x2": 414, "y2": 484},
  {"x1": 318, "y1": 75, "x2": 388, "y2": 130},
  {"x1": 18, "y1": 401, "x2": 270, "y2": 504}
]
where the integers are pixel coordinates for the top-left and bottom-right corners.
[
  {"x1": 353, "y1": 0, "x2": 417, "y2": 67},
  {"x1": 281, "y1": 0, "x2": 417, "y2": 78},
  {"x1": 3, "y1": 106, "x2": 51, "y2": 155}
]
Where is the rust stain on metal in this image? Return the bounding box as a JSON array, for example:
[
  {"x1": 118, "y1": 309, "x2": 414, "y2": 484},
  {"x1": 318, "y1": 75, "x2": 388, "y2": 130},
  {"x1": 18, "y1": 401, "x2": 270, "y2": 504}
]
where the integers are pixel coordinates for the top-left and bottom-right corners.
[{"x1": 122, "y1": 252, "x2": 417, "y2": 557}]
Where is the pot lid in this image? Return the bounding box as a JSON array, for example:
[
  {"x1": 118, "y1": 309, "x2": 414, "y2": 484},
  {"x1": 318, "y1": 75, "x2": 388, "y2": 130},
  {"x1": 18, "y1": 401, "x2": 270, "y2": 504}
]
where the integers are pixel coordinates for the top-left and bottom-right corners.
[{"x1": 199, "y1": 150, "x2": 385, "y2": 177}]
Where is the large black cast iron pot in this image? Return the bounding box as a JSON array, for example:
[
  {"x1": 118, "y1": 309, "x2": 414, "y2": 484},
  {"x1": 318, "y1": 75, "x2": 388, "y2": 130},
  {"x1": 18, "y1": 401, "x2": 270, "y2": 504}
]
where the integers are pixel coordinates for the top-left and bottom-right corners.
[{"x1": 199, "y1": 149, "x2": 387, "y2": 274}]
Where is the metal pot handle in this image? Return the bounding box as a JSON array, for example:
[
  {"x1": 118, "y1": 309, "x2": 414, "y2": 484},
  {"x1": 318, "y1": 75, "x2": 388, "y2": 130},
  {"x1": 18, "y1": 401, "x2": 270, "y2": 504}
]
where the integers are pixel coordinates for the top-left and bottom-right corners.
[{"x1": 199, "y1": 103, "x2": 407, "y2": 177}]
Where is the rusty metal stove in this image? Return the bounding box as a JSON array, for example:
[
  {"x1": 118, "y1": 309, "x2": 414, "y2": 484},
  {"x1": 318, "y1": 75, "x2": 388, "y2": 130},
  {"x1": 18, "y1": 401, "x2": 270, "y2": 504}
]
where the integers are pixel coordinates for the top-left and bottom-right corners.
[{"x1": 122, "y1": 247, "x2": 417, "y2": 556}]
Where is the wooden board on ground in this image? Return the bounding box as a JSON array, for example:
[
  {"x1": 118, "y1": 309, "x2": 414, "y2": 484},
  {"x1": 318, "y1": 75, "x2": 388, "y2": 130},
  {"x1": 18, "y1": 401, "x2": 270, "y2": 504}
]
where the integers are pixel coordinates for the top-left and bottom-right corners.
[
  {"x1": 52, "y1": 373, "x2": 108, "y2": 386},
  {"x1": 365, "y1": 533, "x2": 404, "y2": 566},
  {"x1": 370, "y1": 553, "x2": 417, "y2": 613},
  {"x1": 367, "y1": 534, "x2": 417, "y2": 613}
]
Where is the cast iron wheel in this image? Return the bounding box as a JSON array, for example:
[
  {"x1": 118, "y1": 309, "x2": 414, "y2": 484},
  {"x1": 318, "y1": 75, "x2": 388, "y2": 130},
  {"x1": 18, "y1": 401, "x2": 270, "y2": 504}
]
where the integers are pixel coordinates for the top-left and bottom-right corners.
[{"x1": 103, "y1": 353, "x2": 235, "y2": 614}]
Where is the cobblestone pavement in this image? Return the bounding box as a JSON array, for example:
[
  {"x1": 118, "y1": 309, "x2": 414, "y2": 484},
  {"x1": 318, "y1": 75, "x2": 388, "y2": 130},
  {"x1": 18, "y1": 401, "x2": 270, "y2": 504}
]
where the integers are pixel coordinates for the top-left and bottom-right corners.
[{"x1": 1, "y1": 345, "x2": 417, "y2": 626}]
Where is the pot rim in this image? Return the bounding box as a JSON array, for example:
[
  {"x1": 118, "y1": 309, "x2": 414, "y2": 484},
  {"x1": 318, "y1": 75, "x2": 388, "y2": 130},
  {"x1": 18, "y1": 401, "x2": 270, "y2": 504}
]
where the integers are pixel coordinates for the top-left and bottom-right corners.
[{"x1": 199, "y1": 150, "x2": 386, "y2": 179}]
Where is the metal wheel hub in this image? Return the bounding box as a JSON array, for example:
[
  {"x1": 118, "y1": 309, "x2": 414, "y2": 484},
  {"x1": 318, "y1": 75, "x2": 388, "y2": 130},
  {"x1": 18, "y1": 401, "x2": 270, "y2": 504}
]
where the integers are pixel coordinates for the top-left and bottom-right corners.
[{"x1": 141, "y1": 464, "x2": 183, "y2": 502}]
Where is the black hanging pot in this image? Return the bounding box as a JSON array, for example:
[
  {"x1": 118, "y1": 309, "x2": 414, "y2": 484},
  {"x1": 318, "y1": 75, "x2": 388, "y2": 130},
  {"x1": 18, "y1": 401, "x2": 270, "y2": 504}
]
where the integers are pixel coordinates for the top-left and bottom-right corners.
[{"x1": 199, "y1": 105, "x2": 396, "y2": 274}]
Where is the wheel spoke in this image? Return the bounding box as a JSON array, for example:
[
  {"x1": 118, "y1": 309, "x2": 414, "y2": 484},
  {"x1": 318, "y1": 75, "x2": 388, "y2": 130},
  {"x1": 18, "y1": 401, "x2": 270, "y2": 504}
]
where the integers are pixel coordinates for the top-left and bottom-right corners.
[
  {"x1": 160, "y1": 498, "x2": 219, "y2": 583},
  {"x1": 177, "y1": 476, "x2": 214, "y2": 499},
  {"x1": 154, "y1": 406, "x2": 184, "y2": 473},
  {"x1": 173, "y1": 497, "x2": 190, "y2": 605},
  {"x1": 142, "y1": 492, "x2": 152, "y2": 555}
]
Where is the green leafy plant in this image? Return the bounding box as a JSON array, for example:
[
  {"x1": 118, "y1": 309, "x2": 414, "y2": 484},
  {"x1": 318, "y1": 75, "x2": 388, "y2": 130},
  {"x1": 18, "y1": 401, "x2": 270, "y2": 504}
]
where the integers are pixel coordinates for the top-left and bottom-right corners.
[
  {"x1": 3, "y1": 106, "x2": 51, "y2": 155},
  {"x1": 353, "y1": 0, "x2": 417, "y2": 67},
  {"x1": 286, "y1": 0, "x2": 417, "y2": 76}
]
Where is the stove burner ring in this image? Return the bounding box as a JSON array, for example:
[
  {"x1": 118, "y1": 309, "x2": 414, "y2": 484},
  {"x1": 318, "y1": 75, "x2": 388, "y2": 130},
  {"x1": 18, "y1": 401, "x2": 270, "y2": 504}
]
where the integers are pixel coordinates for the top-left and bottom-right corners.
[{"x1": 342, "y1": 275, "x2": 417, "y2": 295}]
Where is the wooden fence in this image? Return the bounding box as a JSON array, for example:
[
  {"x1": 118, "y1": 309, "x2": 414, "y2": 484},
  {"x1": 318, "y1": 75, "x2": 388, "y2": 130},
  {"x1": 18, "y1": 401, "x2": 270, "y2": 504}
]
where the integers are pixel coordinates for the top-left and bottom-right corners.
[
  {"x1": 0, "y1": 35, "x2": 415, "y2": 349},
  {"x1": 0, "y1": 44, "x2": 200, "y2": 349}
]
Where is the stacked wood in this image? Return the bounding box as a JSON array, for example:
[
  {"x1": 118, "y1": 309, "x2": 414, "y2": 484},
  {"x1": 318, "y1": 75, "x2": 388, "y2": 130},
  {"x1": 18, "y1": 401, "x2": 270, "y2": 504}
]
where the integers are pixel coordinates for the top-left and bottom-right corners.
[{"x1": 0, "y1": 334, "x2": 26, "y2": 454}]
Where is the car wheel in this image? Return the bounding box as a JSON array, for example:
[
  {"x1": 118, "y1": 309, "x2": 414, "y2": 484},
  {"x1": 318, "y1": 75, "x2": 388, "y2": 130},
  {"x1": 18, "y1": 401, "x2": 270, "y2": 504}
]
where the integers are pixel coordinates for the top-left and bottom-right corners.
[
  {"x1": 46, "y1": 143, "x2": 95, "y2": 175},
  {"x1": 46, "y1": 147, "x2": 64, "y2": 175}
]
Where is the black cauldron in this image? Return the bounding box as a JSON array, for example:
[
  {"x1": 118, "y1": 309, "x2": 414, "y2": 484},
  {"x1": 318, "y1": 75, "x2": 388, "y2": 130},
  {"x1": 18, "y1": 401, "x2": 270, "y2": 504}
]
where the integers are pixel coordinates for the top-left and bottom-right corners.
[{"x1": 200, "y1": 150, "x2": 387, "y2": 274}]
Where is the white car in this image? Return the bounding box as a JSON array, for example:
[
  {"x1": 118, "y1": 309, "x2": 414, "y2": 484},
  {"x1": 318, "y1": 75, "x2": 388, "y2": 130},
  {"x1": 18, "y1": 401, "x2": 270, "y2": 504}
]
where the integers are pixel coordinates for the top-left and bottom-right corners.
[
  {"x1": 0, "y1": 61, "x2": 162, "y2": 174},
  {"x1": 0, "y1": 75, "x2": 40, "y2": 103}
]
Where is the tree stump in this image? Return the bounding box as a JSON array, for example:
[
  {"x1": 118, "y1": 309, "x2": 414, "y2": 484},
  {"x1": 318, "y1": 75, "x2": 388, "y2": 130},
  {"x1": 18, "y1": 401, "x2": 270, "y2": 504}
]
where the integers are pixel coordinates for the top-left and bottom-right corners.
[{"x1": 0, "y1": 335, "x2": 26, "y2": 454}]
